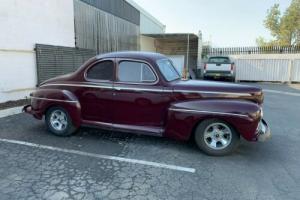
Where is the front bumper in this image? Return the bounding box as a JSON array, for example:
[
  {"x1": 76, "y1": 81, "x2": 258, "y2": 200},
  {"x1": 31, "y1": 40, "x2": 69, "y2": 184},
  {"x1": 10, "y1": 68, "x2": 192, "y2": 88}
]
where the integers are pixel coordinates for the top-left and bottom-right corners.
[{"x1": 256, "y1": 119, "x2": 271, "y2": 142}]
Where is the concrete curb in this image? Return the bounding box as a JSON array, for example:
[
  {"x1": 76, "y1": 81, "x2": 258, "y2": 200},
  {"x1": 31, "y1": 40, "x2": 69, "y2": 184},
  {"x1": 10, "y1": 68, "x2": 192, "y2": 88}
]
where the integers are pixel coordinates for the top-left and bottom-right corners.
[{"x1": 0, "y1": 106, "x2": 23, "y2": 118}]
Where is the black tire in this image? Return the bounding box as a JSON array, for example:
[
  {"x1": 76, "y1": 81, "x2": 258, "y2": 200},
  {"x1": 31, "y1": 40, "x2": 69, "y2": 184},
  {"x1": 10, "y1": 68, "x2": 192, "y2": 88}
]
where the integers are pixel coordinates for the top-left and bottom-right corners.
[
  {"x1": 45, "y1": 106, "x2": 77, "y2": 137},
  {"x1": 194, "y1": 119, "x2": 240, "y2": 156}
]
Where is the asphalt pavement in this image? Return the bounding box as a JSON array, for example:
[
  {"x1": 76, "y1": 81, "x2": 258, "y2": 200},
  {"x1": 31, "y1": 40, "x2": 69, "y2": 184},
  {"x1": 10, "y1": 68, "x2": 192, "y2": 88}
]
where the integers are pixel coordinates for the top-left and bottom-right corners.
[{"x1": 0, "y1": 83, "x2": 299, "y2": 200}]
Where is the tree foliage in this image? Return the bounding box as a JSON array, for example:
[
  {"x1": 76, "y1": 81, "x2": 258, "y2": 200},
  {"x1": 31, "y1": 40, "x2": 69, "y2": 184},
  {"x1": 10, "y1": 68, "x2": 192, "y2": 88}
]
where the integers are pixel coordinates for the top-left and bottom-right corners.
[{"x1": 257, "y1": 0, "x2": 300, "y2": 46}]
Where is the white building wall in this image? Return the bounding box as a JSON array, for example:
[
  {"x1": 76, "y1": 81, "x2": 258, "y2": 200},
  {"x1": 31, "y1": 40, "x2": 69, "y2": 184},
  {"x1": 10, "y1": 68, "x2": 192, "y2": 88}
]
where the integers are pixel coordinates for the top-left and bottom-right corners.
[
  {"x1": 140, "y1": 13, "x2": 165, "y2": 34},
  {"x1": 126, "y1": 0, "x2": 165, "y2": 34},
  {"x1": 0, "y1": 0, "x2": 75, "y2": 103},
  {"x1": 140, "y1": 36, "x2": 156, "y2": 52}
]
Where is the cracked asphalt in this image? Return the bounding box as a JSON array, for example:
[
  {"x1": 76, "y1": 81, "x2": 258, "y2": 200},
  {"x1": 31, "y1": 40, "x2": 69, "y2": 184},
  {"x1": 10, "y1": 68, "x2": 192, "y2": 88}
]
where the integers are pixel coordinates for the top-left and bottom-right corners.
[{"x1": 0, "y1": 83, "x2": 300, "y2": 200}]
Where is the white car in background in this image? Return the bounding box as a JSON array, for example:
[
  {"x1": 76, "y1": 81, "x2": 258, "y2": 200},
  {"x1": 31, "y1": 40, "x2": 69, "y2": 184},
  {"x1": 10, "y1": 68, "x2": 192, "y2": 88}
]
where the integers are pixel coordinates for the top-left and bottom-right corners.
[{"x1": 203, "y1": 56, "x2": 236, "y2": 82}]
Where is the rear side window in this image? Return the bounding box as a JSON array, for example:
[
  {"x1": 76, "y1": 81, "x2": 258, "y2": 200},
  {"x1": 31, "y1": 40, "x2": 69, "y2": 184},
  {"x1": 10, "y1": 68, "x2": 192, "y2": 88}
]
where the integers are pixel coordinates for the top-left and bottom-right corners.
[
  {"x1": 118, "y1": 61, "x2": 156, "y2": 83},
  {"x1": 86, "y1": 61, "x2": 114, "y2": 81},
  {"x1": 208, "y1": 57, "x2": 230, "y2": 64}
]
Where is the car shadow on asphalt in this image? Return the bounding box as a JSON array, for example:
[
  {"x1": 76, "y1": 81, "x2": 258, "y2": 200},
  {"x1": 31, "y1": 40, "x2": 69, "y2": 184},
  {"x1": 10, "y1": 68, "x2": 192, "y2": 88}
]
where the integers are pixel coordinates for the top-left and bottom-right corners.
[{"x1": 0, "y1": 113, "x2": 275, "y2": 160}]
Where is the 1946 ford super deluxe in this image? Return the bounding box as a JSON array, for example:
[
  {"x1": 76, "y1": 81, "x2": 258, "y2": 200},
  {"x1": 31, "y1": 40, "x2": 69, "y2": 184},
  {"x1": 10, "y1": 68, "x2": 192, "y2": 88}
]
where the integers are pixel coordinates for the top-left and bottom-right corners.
[{"x1": 24, "y1": 52, "x2": 271, "y2": 156}]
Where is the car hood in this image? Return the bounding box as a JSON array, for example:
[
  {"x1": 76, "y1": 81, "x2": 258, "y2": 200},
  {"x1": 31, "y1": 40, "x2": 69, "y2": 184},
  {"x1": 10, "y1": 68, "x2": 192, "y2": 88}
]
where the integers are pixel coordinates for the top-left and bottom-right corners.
[{"x1": 170, "y1": 80, "x2": 263, "y2": 103}]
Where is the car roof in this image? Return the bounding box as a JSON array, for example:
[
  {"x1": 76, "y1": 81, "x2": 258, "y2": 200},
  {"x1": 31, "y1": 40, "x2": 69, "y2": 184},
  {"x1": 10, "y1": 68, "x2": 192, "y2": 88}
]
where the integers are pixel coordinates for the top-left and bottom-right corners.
[{"x1": 96, "y1": 51, "x2": 167, "y2": 61}]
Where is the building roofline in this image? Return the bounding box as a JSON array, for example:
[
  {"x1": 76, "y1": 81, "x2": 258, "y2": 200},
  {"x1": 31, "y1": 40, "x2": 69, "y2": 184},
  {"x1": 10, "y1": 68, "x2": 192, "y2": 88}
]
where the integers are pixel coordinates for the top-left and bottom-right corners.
[
  {"x1": 142, "y1": 33, "x2": 199, "y2": 40},
  {"x1": 125, "y1": 0, "x2": 165, "y2": 29}
]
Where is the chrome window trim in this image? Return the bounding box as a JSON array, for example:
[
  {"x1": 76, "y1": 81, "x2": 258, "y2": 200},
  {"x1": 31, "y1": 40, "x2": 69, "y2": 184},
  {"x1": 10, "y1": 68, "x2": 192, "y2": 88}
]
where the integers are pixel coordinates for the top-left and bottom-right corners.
[
  {"x1": 169, "y1": 108, "x2": 248, "y2": 118},
  {"x1": 84, "y1": 59, "x2": 115, "y2": 83},
  {"x1": 156, "y1": 58, "x2": 181, "y2": 82},
  {"x1": 116, "y1": 59, "x2": 159, "y2": 85},
  {"x1": 31, "y1": 96, "x2": 78, "y2": 103}
]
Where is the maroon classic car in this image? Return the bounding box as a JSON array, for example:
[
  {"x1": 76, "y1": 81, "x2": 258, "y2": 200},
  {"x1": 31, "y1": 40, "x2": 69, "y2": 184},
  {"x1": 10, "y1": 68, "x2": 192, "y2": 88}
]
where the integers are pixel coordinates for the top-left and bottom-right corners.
[{"x1": 24, "y1": 51, "x2": 271, "y2": 156}]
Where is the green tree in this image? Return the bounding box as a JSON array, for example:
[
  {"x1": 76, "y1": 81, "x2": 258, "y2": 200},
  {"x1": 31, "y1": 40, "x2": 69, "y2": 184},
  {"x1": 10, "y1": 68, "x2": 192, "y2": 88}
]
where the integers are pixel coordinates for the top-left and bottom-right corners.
[{"x1": 257, "y1": 0, "x2": 300, "y2": 46}]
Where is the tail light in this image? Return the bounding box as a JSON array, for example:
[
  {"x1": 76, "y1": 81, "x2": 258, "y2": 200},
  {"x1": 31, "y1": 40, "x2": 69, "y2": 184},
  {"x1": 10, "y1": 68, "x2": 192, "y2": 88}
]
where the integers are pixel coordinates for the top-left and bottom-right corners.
[{"x1": 204, "y1": 63, "x2": 207, "y2": 70}]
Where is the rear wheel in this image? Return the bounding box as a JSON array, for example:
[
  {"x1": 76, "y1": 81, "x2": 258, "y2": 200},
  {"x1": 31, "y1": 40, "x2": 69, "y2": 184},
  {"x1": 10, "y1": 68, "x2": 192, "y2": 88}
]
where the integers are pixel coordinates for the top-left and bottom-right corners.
[
  {"x1": 45, "y1": 106, "x2": 77, "y2": 137},
  {"x1": 194, "y1": 119, "x2": 240, "y2": 156}
]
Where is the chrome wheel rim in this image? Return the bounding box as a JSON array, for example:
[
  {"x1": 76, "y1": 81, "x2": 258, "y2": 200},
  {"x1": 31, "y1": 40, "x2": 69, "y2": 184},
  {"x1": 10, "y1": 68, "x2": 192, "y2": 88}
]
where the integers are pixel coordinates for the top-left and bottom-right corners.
[
  {"x1": 204, "y1": 123, "x2": 232, "y2": 150},
  {"x1": 50, "y1": 110, "x2": 68, "y2": 131}
]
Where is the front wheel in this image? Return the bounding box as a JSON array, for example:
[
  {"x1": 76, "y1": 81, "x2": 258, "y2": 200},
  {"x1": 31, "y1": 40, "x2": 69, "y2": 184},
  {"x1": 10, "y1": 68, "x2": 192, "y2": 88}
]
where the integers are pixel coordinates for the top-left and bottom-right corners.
[
  {"x1": 45, "y1": 106, "x2": 77, "y2": 137},
  {"x1": 194, "y1": 119, "x2": 240, "y2": 156}
]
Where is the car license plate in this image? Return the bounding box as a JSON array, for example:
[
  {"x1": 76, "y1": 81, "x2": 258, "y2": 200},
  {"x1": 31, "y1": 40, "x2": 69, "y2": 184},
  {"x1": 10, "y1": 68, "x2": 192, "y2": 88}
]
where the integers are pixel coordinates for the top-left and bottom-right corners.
[{"x1": 215, "y1": 74, "x2": 221, "y2": 77}]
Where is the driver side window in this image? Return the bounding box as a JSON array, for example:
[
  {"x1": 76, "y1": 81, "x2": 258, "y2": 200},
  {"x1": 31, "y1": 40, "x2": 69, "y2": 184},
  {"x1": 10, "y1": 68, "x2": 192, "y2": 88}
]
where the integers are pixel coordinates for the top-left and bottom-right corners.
[{"x1": 118, "y1": 61, "x2": 156, "y2": 83}]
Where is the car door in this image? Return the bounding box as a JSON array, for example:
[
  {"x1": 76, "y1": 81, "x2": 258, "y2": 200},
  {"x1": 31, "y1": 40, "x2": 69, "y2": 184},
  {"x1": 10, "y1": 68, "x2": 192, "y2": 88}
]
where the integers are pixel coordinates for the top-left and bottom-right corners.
[
  {"x1": 113, "y1": 59, "x2": 167, "y2": 135},
  {"x1": 79, "y1": 59, "x2": 115, "y2": 123}
]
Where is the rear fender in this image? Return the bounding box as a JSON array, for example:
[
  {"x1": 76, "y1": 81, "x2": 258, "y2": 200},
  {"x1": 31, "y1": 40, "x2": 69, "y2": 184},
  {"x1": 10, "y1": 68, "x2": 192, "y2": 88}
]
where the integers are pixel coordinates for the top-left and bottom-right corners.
[
  {"x1": 164, "y1": 99, "x2": 261, "y2": 141},
  {"x1": 30, "y1": 89, "x2": 81, "y2": 127}
]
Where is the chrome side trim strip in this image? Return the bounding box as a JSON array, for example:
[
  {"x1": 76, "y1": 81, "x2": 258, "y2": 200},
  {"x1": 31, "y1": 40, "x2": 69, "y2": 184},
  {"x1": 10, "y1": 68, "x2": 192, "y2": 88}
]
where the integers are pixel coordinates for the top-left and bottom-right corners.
[
  {"x1": 41, "y1": 83, "x2": 252, "y2": 96},
  {"x1": 173, "y1": 90, "x2": 252, "y2": 96},
  {"x1": 114, "y1": 87, "x2": 164, "y2": 93},
  {"x1": 40, "y1": 83, "x2": 113, "y2": 89},
  {"x1": 169, "y1": 108, "x2": 248, "y2": 118},
  {"x1": 41, "y1": 83, "x2": 164, "y2": 93},
  {"x1": 31, "y1": 97, "x2": 78, "y2": 103}
]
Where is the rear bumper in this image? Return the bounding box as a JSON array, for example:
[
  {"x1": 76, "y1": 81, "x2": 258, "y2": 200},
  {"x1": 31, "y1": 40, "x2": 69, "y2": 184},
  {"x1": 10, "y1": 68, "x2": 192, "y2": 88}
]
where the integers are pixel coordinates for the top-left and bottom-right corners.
[
  {"x1": 256, "y1": 119, "x2": 271, "y2": 142},
  {"x1": 23, "y1": 105, "x2": 42, "y2": 120},
  {"x1": 23, "y1": 105, "x2": 33, "y2": 114},
  {"x1": 203, "y1": 72, "x2": 234, "y2": 79}
]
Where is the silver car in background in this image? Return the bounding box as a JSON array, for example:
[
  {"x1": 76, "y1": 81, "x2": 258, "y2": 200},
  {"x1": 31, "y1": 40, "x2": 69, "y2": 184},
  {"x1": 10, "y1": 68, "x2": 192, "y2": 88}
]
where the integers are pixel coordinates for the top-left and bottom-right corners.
[{"x1": 203, "y1": 56, "x2": 236, "y2": 82}]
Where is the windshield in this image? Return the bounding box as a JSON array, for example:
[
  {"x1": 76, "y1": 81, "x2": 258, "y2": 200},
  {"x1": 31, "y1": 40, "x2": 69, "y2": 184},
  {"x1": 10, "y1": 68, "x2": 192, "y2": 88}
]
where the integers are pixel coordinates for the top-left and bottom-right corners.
[{"x1": 156, "y1": 59, "x2": 181, "y2": 81}]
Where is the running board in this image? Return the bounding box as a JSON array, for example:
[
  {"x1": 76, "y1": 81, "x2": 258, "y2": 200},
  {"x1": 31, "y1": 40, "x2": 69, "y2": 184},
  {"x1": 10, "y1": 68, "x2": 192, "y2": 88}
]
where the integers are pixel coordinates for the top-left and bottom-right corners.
[{"x1": 82, "y1": 120, "x2": 163, "y2": 137}]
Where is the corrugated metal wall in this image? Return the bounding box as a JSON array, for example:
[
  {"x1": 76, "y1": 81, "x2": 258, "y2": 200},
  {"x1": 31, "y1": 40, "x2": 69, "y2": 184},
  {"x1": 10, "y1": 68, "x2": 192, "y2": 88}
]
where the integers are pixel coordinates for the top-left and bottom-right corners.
[
  {"x1": 235, "y1": 59, "x2": 291, "y2": 82},
  {"x1": 74, "y1": 0, "x2": 140, "y2": 53},
  {"x1": 36, "y1": 44, "x2": 96, "y2": 84},
  {"x1": 79, "y1": 0, "x2": 140, "y2": 25},
  {"x1": 291, "y1": 60, "x2": 300, "y2": 82}
]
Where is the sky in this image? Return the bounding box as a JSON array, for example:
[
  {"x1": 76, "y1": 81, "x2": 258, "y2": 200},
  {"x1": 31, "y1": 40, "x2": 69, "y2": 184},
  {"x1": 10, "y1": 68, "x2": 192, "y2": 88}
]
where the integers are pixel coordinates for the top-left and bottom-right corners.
[{"x1": 133, "y1": 0, "x2": 292, "y2": 47}]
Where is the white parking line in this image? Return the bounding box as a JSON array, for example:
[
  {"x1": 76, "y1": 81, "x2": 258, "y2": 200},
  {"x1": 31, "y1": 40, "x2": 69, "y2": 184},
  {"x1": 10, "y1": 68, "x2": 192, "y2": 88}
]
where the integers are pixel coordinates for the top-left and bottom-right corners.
[
  {"x1": 0, "y1": 138, "x2": 196, "y2": 173},
  {"x1": 263, "y1": 89, "x2": 300, "y2": 97}
]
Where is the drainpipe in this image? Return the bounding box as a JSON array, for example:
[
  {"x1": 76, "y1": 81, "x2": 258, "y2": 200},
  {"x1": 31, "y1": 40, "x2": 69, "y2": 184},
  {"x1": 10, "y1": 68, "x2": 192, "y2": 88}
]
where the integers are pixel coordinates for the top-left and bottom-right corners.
[
  {"x1": 197, "y1": 31, "x2": 203, "y2": 78},
  {"x1": 186, "y1": 34, "x2": 190, "y2": 78}
]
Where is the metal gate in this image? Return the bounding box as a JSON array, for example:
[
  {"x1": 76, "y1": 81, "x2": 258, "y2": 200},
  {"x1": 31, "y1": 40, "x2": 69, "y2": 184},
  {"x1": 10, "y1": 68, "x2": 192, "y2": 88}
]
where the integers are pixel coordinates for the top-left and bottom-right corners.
[
  {"x1": 36, "y1": 44, "x2": 96, "y2": 84},
  {"x1": 291, "y1": 59, "x2": 300, "y2": 82}
]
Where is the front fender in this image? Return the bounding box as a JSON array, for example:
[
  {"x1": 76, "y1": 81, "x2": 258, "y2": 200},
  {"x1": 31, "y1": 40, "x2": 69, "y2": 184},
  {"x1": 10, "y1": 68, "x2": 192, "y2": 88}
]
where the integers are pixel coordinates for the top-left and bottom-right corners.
[
  {"x1": 29, "y1": 88, "x2": 81, "y2": 128},
  {"x1": 164, "y1": 99, "x2": 262, "y2": 141}
]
